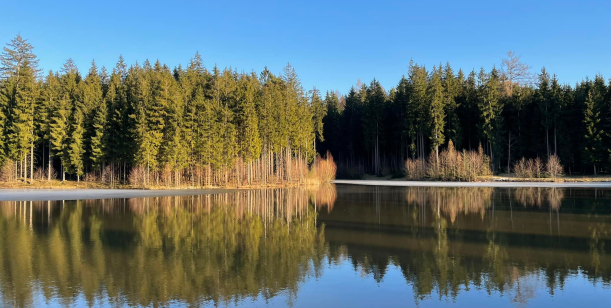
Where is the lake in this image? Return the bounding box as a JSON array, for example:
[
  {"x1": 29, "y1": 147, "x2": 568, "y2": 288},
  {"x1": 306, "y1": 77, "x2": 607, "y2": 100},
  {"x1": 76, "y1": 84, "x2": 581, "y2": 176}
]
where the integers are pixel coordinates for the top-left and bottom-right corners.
[{"x1": 1, "y1": 184, "x2": 610, "y2": 307}]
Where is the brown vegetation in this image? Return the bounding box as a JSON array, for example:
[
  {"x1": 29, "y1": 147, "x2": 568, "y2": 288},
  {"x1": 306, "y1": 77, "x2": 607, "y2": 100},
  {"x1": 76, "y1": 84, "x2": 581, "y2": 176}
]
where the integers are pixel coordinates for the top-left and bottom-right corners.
[
  {"x1": 0, "y1": 160, "x2": 16, "y2": 182},
  {"x1": 310, "y1": 152, "x2": 337, "y2": 184},
  {"x1": 513, "y1": 155, "x2": 564, "y2": 180},
  {"x1": 125, "y1": 152, "x2": 337, "y2": 189},
  {"x1": 404, "y1": 142, "x2": 492, "y2": 181}
]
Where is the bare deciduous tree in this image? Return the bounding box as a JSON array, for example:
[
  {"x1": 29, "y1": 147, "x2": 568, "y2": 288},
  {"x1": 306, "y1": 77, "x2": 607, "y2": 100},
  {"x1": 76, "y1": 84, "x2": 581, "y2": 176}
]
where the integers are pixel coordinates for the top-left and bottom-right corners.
[{"x1": 501, "y1": 51, "x2": 533, "y2": 96}]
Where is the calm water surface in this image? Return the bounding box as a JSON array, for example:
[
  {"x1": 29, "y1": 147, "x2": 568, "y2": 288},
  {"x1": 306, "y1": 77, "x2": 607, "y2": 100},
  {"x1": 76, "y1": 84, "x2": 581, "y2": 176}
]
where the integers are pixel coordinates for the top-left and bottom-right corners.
[{"x1": 1, "y1": 185, "x2": 611, "y2": 307}]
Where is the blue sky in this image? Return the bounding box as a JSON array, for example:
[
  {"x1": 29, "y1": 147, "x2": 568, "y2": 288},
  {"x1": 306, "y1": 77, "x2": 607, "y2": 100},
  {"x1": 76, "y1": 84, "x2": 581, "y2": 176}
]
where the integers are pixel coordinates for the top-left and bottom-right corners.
[{"x1": 1, "y1": 0, "x2": 610, "y2": 93}]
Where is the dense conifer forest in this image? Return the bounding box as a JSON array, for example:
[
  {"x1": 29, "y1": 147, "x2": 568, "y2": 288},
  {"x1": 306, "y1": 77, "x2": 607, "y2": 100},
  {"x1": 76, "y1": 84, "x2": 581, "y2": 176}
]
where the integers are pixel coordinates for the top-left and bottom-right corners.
[
  {"x1": 0, "y1": 34, "x2": 610, "y2": 185},
  {"x1": 0, "y1": 35, "x2": 331, "y2": 186},
  {"x1": 320, "y1": 54, "x2": 611, "y2": 178}
]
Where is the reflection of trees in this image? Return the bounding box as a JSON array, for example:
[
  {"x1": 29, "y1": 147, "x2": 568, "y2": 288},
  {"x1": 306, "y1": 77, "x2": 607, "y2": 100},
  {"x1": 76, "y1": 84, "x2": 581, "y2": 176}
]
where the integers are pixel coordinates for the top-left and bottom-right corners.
[
  {"x1": 310, "y1": 183, "x2": 337, "y2": 213},
  {"x1": 0, "y1": 188, "x2": 326, "y2": 307},
  {"x1": 323, "y1": 186, "x2": 610, "y2": 306},
  {"x1": 513, "y1": 187, "x2": 564, "y2": 210},
  {"x1": 406, "y1": 187, "x2": 493, "y2": 223},
  {"x1": 1, "y1": 186, "x2": 610, "y2": 308},
  {"x1": 588, "y1": 223, "x2": 608, "y2": 277}
]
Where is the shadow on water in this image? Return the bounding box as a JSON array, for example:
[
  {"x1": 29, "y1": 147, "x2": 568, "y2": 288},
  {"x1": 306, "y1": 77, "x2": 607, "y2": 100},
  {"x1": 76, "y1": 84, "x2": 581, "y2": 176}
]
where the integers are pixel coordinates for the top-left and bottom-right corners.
[{"x1": 0, "y1": 184, "x2": 611, "y2": 307}]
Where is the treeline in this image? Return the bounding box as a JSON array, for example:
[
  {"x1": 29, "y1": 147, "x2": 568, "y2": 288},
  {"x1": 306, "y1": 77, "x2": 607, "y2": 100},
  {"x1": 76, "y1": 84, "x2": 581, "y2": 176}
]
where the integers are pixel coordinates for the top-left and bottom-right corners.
[
  {"x1": 0, "y1": 35, "x2": 331, "y2": 186},
  {"x1": 319, "y1": 52, "x2": 611, "y2": 177}
]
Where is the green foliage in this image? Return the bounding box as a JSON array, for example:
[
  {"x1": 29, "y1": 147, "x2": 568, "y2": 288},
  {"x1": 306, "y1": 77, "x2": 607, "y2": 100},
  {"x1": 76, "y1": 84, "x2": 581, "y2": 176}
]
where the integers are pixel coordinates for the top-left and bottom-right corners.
[
  {"x1": 3, "y1": 34, "x2": 611, "y2": 181},
  {"x1": 583, "y1": 92, "x2": 603, "y2": 172},
  {"x1": 1, "y1": 35, "x2": 39, "y2": 162}
]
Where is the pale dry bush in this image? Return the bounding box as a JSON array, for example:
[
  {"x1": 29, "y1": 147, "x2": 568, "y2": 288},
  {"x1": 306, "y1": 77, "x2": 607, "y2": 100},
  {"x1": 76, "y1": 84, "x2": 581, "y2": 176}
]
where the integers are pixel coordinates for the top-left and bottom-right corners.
[
  {"x1": 513, "y1": 158, "x2": 529, "y2": 178},
  {"x1": 102, "y1": 165, "x2": 113, "y2": 184},
  {"x1": 0, "y1": 160, "x2": 16, "y2": 181},
  {"x1": 33, "y1": 167, "x2": 44, "y2": 180},
  {"x1": 84, "y1": 172, "x2": 99, "y2": 182},
  {"x1": 426, "y1": 151, "x2": 439, "y2": 178},
  {"x1": 405, "y1": 142, "x2": 491, "y2": 181},
  {"x1": 547, "y1": 155, "x2": 564, "y2": 179},
  {"x1": 311, "y1": 152, "x2": 337, "y2": 183},
  {"x1": 404, "y1": 158, "x2": 427, "y2": 180},
  {"x1": 533, "y1": 157, "x2": 543, "y2": 178},
  {"x1": 128, "y1": 165, "x2": 147, "y2": 187},
  {"x1": 514, "y1": 156, "x2": 561, "y2": 179}
]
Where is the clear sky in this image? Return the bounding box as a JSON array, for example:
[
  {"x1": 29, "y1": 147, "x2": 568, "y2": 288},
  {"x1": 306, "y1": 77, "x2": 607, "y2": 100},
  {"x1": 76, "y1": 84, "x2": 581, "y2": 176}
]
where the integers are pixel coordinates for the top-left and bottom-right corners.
[{"x1": 1, "y1": 0, "x2": 610, "y2": 93}]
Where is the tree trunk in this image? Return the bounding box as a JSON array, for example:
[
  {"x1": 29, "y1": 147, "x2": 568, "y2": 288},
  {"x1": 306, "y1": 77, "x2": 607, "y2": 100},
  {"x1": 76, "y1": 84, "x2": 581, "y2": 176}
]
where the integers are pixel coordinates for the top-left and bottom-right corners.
[
  {"x1": 507, "y1": 132, "x2": 511, "y2": 174},
  {"x1": 48, "y1": 141, "x2": 52, "y2": 181},
  {"x1": 30, "y1": 143, "x2": 34, "y2": 184}
]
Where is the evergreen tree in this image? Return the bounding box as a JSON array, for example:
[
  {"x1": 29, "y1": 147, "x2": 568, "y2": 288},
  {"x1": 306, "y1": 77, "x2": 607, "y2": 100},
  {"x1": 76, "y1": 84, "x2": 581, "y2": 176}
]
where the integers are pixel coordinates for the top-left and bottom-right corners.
[
  {"x1": 237, "y1": 72, "x2": 262, "y2": 164},
  {"x1": 477, "y1": 67, "x2": 503, "y2": 168},
  {"x1": 443, "y1": 64, "x2": 462, "y2": 148},
  {"x1": 0, "y1": 34, "x2": 40, "y2": 181},
  {"x1": 82, "y1": 61, "x2": 106, "y2": 172},
  {"x1": 38, "y1": 70, "x2": 60, "y2": 179},
  {"x1": 311, "y1": 87, "x2": 326, "y2": 150},
  {"x1": 583, "y1": 92, "x2": 603, "y2": 174},
  {"x1": 428, "y1": 65, "x2": 445, "y2": 165}
]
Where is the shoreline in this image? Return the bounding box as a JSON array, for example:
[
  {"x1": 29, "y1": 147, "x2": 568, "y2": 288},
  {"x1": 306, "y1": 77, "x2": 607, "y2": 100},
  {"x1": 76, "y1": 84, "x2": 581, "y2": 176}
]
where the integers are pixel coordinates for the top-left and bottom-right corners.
[
  {"x1": 333, "y1": 180, "x2": 611, "y2": 188},
  {"x1": 0, "y1": 188, "x2": 239, "y2": 202}
]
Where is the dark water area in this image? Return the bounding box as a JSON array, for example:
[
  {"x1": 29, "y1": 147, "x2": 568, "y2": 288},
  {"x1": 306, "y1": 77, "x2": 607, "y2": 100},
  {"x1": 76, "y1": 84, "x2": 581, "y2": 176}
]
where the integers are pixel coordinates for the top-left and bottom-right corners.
[{"x1": 1, "y1": 185, "x2": 611, "y2": 307}]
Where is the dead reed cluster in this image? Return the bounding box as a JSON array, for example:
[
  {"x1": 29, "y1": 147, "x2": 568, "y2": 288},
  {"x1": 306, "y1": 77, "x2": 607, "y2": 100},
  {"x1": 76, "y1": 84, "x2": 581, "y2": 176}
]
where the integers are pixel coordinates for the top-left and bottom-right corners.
[{"x1": 404, "y1": 142, "x2": 492, "y2": 181}]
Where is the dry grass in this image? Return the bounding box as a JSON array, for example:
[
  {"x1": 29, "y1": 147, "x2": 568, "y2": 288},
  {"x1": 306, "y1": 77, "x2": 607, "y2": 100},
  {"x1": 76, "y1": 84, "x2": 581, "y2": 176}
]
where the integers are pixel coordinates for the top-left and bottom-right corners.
[{"x1": 0, "y1": 179, "x2": 118, "y2": 189}]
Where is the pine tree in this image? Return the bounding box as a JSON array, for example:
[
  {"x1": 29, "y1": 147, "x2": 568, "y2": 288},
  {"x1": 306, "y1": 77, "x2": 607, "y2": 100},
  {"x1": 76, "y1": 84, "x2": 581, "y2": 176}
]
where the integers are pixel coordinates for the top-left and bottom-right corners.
[
  {"x1": 83, "y1": 61, "x2": 106, "y2": 172},
  {"x1": 407, "y1": 61, "x2": 429, "y2": 159},
  {"x1": 311, "y1": 87, "x2": 326, "y2": 151},
  {"x1": 67, "y1": 105, "x2": 85, "y2": 180},
  {"x1": 477, "y1": 67, "x2": 503, "y2": 169},
  {"x1": 1, "y1": 34, "x2": 40, "y2": 182},
  {"x1": 237, "y1": 72, "x2": 262, "y2": 164},
  {"x1": 428, "y1": 65, "x2": 445, "y2": 166},
  {"x1": 50, "y1": 92, "x2": 70, "y2": 181},
  {"x1": 38, "y1": 70, "x2": 60, "y2": 180},
  {"x1": 443, "y1": 64, "x2": 462, "y2": 148},
  {"x1": 583, "y1": 92, "x2": 603, "y2": 174}
]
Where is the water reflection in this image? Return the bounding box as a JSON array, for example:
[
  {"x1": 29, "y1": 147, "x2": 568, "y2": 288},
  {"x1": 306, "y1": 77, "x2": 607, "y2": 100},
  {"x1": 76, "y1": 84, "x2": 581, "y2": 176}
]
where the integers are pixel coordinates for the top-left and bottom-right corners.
[{"x1": 0, "y1": 185, "x2": 611, "y2": 307}]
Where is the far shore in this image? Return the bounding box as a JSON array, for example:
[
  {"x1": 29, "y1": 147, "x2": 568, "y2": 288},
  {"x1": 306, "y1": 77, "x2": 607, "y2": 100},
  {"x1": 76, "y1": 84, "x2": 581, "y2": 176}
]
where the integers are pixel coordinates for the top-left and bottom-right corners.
[
  {"x1": 333, "y1": 180, "x2": 611, "y2": 188},
  {"x1": 3, "y1": 179, "x2": 611, "y2": 202}
]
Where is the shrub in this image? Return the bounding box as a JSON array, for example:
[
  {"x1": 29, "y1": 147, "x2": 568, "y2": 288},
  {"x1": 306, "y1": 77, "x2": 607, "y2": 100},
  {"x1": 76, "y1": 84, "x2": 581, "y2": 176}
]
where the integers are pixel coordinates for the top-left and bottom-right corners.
[
  {"x1": 34, "y1": 166, "x2": 58, "y2": 181},
  {"x1": 128, "y1": 165, "x2": 147, "y2": 187},
  {"x1": 514, "y1": 156, "x2": 561, "y2": 179},
  {"x1": 311, "y1": 152, "x2": 337, "y2": 183},
  {"x1": 404, "y1": 141, "x2": 491, "y2": 181},
  {"x1": 404, "y1": 158, "x2": 427, "y2": 180},
  {"x1": 546, "y1": 155, "x2": 564, "y2": 180},
  {"x1": 0, "y1": 160, "x2": 16, "y2": 182}
]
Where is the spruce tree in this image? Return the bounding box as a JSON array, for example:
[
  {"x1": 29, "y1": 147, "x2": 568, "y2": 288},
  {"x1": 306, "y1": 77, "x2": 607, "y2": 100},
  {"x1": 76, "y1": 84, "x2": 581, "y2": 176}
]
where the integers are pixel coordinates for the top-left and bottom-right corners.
[
  {"x1": 1, "y1": 34, "x2": 40, "y2": 182},
  {"x1": 38, "y1": 70, "x2": 60, "y2": 180},
  {"x1": 83, "y1": 62, "x2": 107, "y2": 173},
  {"x1": 428, "y1": 65, "x2": 445, "y2": 165},
  {"x1": 583, "y1": 92, "x2": 603, "y2": 174}
]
